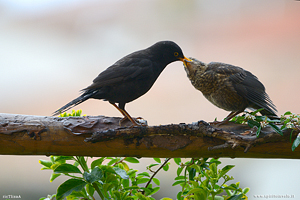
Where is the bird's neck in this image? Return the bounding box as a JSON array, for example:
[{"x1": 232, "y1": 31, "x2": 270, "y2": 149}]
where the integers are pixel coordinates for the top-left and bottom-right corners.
[{"x1": 186, "y1": 61, "x2": 207, "y2": 79}]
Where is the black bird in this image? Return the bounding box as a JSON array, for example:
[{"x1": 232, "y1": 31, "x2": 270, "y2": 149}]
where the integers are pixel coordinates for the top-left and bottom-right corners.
[
  {"x1": 53, "y1": 41, "x2": 190, "y2": 125},
  {"x1": 183, "y1": 58, "x2": 277, "y2": 125}
]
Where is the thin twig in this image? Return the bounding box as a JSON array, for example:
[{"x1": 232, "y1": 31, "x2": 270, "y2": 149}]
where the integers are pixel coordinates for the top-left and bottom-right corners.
[
  {"x1": 145, "y1": 158, "x2": 171, "y2": 188},
  {"x1": 112, "y1": 157, "x2": 127, "y2": 166}
]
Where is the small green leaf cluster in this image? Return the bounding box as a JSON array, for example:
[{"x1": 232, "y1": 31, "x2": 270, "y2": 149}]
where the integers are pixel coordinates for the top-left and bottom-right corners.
[
  {"x1": 59, "y1": 109, "x2": 85, "y2": 117},
  {"x1": 280, "y1": 111, "x2": 300, "y2": 151},
  {"x1": 39, "y1": 156, "x2": 163, "y2": 200},
  {"x1": 172, "y1": 158, "x2": 249, "y2": 200},
  {"x1": 231, "y1": 109, "x2": 282, "y2": 137},
  {"x1": 231, "y1": 110, "x2": 300, "y2": 151}
]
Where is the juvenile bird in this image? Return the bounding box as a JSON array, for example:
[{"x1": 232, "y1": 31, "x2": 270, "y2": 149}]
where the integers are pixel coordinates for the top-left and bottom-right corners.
[
  {"x1": 53, "y1": 41, "x2": 190, "y2": 126},
  {"x1": 183, "y1": 58, "x2": 277, "y2": 125}
]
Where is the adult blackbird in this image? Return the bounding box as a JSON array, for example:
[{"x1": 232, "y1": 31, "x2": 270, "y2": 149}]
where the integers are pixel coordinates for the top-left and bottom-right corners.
[
  {"x1": 183, "y1": 58, "x2": 277, "y2": 125},
  {"x1": 53, "y1": 41, "x2": 190, "y2": 125}
]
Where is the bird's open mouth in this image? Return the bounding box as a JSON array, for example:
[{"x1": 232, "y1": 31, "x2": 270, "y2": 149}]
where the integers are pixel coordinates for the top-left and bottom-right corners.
[{"x1": 180, "y1": 57, "x2": 192, "y2": 68}]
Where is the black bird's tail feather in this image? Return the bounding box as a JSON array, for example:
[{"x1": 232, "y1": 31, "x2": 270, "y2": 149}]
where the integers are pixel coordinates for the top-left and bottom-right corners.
[{"x1": 52, "y1": 92, "x2": 94, "y2": 116}]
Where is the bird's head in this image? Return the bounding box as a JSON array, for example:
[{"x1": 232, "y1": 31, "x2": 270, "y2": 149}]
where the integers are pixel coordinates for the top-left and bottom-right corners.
[
  {"x1": 182, "y1": 57, "x2": 203, "y2": 77},
  {"x1": 149, "y1": 41, "x2": 191, "y2": 65}
]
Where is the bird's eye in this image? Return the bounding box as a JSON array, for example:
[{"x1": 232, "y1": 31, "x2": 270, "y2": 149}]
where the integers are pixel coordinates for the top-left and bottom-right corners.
[{"x1": 174, "y1": 52, "x2": 179, "y2": 57}]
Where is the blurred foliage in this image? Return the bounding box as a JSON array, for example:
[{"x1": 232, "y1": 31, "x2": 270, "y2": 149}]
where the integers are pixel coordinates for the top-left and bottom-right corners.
[
  {"x1": 172, "y1": 158, "x2": 249, "y2": 200},
  {"x1": 39, "y1": 156, "x2": 249, "y2": 200}
]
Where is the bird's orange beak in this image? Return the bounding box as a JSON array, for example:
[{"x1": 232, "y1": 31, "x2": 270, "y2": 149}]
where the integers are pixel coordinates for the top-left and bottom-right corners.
[{"x1": 179, "y1": 56, "x2": 192, "y2": 68}]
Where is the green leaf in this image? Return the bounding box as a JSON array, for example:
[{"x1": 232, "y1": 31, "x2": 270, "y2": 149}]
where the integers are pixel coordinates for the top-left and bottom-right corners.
[
  {"x1": 153, "y1": 158, "x2": 161, "y2": 163},
  {"x1": 210, "y1": 163, "x2": 217, "y2": 176},
  {"x1": 224, "y1": 183, "x2": 239, "y2": 191},
  {"x1": 50, "y1": 172, "x2": 61, "y2": 182},
  {"x1": 219, "y1": 165, "x2": 235, "y2": 178},
  {"x1": 189, "y1": 167, "x2": 196, "y2": 181},
  {"x1": 149, "y1": 187, "x2": 160, "y2": 195},
  {"x1": 76, "y1": 109, "x2": 82, "y2": 116},
  {"x1": 39, "y1": 160, "x2": 53, "y2": 169},
  {"x1": 251, "y1": 108, "x2": 264, "y2": 115},
  {"x1": 127, "y1": 169, "x2": 138, "y2": 177},
  {"x1": 186, "y1": 188, "x2": 205, "y2": 195},
  {"x1": 54, "y1": 164, "x2": 82, "y2": 174},
  {"x1": 242, "y1": 187, "x2": 250, "y2": 194},
  {"x1": 162, "y1": 163, "x2": 169, "y2": 171},
  {"x1": 134, "y1": 192, "x2": 149, "y2": 200},
  {"x1": 255, "y1": 116, "x2": 266, "y2": 122},
  {"x1": 148, "y1": 163, "x2": 159, "y2": 168},
  {"x1": 227, "y1": 194, "x2": 243, "y2": 200},
  {"x1": 247, "y1": 120, "x2": 260, "y2": 128},
  {"x1": 107, "y1": 158, "x2": 120, "y2": 166},
  {"x1": 139, "y1": 187, "x2": 152, "y2": 195},
  {"x1": 124, "y1": 157, "x2": 140, "y2": 163},
  {"x1": 284, "y1": 111, "x2": 292, "y2": 115},
  {"x1": 122, "y1": 179, "x2": 130, "y2": 188},
  {"x1": 172, "y1": 180, "x2": 186, "y2": 186},
  {"x1": 114, "y1": 167, "x2": 129, "y2": 179},
  {"x1": 83, "y1": 167, "x2": 103, "y2": 183},
  {"x1": 121, "y1": 162, "x2": 130, "y2": 171},
  {"x1": 137, "y1": 177, "x2": 150, "y2": 184},
  {"x1": 113, "y1": 191, "x2": 122, "y2": 199},
  {"x1": 269, "y1": 123, "x2": 283, "y2": 136},
  {"x1": 54, "y1": 156, "x2": 74, "y2": 162},
  {"x1": 192, "y1": 181, "x2": 201, "y2": 188},
  {"x1": 152, "y1": 178, "x2": 160, "y2": 186},
  {"x1": 56, "y1": 178, "x2": 86, "y2": 200},
  {"x1": 209, "y1": 158, "x2": 221, "y2": 165},
  {"x1": 256, "y1": 125, "x2": 262, "y2": 137},
  {"x1": 86, "y1": 183, "x2": 95, "y2": 197},
  {"x1": 190, "y1": 164, "x2": 201, "y2": 172},
  {"x1": 91, "y1": 157, "x2": 105, "y2": 169},
  {"x1": 177, "y1": 167, "x2": 184, "y2": 176},
  {"x1": 123, "y1": 186, "x2": 140, "y2": 190},
  {"x1": 177, "y1": 192, "x2": 183, "y2": 200},
  {"x1": 292, "y1": 136, "x2": 300, "y2": 151},
  {"x1": 174, "y1": 158, "x2": 181, "y2": 165},
  {"x1": 138, "y1": 172, "x2": 150, "y2": 177}
]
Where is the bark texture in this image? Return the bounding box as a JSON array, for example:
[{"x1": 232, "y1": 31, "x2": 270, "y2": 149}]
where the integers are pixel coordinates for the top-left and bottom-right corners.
[{"x1": 0, "y1": 113, "x2": 298, "y2": 158}]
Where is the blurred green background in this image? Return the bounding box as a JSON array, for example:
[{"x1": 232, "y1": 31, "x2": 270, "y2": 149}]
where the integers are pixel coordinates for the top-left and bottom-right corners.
[{"x1": 1, "y1": 0, "x2": 300, "y2": 199}]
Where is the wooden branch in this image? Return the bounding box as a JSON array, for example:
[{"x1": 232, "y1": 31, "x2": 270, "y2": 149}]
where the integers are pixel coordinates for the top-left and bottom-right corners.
[{"x1": 0, "y1": 113, "x2": 299, "y2": 158}]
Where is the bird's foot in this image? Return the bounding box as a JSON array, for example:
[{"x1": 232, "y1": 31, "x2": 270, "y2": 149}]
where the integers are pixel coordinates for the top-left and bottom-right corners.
[{"x1": 119, "y1": 117, "x2": 148, "y2": 127}]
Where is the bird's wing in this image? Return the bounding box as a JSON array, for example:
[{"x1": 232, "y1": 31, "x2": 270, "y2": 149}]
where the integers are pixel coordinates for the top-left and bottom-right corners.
[
  {"x1": 83, "y1": 58, "x2": 153, "y2": 91},
  {"x1": 208, "y1": 62, "x2": 246, "y2": 77},
  {"x1": 208, "y1": 62, "x2": 276, "y2": 114}
]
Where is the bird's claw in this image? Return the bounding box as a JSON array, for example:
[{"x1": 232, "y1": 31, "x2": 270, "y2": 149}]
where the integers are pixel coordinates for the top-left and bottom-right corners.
[{"x1": 119, "y1": 117, "x2": 148, "y2": 127}]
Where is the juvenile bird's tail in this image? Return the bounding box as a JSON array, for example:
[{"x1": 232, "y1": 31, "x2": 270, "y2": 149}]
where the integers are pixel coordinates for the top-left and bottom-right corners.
[{"x1": 52, "y1": 92, "x2": 94, "y2": 116}]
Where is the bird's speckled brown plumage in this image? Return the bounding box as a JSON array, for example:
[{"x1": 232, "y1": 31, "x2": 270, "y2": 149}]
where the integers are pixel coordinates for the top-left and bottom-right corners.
[{"x1": 184, "y1": 58, "x2": 277, "y2": 124}]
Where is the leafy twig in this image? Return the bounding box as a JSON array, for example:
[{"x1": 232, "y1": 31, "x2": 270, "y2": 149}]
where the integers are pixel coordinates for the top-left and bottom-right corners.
[{"x1": 145, "y1": 158, "x2": 171, "y2": 188}]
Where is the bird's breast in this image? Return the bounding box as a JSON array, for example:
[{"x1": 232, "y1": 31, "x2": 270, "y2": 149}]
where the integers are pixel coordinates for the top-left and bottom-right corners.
[{"x1": 189, "y1": 72, "x2": 248, "y2": 112}]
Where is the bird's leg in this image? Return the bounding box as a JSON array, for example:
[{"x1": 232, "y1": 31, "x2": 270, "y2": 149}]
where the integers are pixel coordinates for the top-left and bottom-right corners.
[
  {"x1": 210, "y1": 111, "x2": 241, "y2": 126},
  {"x1": 110, "y1": 103, "x2": 140, "y2": 126}
]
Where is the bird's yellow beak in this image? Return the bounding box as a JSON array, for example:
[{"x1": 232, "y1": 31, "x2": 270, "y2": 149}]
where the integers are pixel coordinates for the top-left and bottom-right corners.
[{"x1": 179, "y1": 56, "x2": 192, "y2": 68}]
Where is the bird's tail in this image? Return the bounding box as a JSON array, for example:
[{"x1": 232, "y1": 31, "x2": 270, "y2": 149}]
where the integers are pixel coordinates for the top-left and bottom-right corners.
[
  {"x1": 52, "y1": 92, "x2": 93, "y2": 116},
  {"x1": 260, "y1": 108, "x2": 277, "y2": 116}
]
